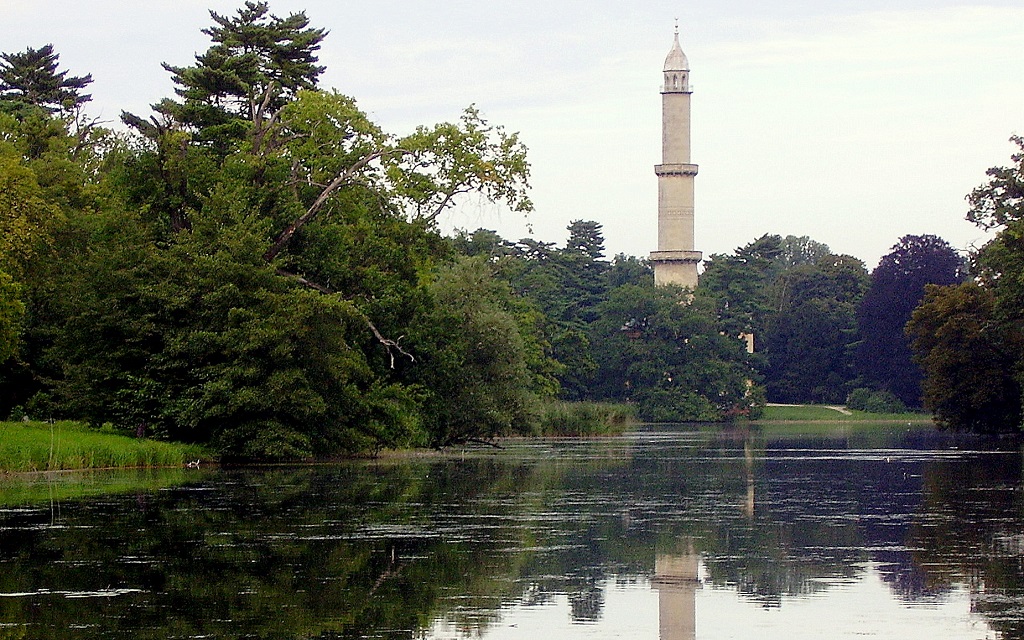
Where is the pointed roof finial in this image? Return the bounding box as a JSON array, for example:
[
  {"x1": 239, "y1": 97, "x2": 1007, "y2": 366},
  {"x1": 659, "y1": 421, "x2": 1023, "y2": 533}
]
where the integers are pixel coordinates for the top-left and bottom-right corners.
[{"x1": 664, "y1": 21, "x2": 689, "y2": 71}]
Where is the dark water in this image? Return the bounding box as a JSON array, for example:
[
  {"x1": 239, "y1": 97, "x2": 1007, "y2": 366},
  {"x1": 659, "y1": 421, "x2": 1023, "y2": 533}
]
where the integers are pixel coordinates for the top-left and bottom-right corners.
[{"x1": 1, "y1": 425, "x2": 1022, "y2": 639}]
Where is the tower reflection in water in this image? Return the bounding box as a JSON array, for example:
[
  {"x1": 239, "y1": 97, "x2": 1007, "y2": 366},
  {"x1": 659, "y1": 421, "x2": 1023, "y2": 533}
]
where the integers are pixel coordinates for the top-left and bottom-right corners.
[
  {"x1": 650, "y1": 436, "x2": 756, "y2": 640},
  {"x1": 653, "y1": 544, "x2": 700, "y2": 640}
]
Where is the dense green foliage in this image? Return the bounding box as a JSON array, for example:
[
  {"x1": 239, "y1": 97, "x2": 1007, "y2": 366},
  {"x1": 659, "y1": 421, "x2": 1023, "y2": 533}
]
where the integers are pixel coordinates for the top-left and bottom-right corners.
[
  {"x1": 845, "y1": 388, "x2": 908, "y2": 414},
  {"x1": 5, "y1": 2, "x2": 1009, "y2": 452},
  {"x1": 403, "y1": 257, "x2": 550, "y2": 447},
  {"x1": 0, "y1": 7, "x2": 764, "y2": 460},
  {"x1": 0, "y1": 10, "x2": 543, "y2": 459},
  {"x1": 762, "y1": 253, "x2": 869, "y2": 404},
  {"x1": 854, "y1": 234, "x2": 964, "y2": 408},
  {"x1": 909, "y1": 283, "x2": 1021, "y2": 432},
  {"x1": 699, "y1": 234, "x2": 870, "y2": 405},
  {"x1": 452, "y1": 224, "x2": 764, "y2": 422},
  {"x1": 908, "y1": 136, "x2": 1024, "y2": 433}
]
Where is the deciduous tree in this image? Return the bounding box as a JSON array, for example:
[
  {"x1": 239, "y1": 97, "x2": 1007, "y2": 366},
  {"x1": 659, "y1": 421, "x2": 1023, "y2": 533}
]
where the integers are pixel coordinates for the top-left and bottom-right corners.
[
  {"x1": 406, "y1": 257, "x2": 548, "y2": 446},
  {"x1": 588, "y1": 283, "x2": 761, "y2": 421},
  {"x1": 908, "y1": 283, "x2": 1022, "y2": 432},
  {"x1": 762, "y1": 254, "x2": 868, "y2": 403},
  {"x1": 969, "y1": 136, "x2": 1024, "y2": 329},
  {"x1": 0, "y1": 271, "x2": 23, "y2": 365},
  {"x1": 854, "y1": 234, "x2": 964, "y2": 407},
  {"x1": 699, "y1": 234, "x2": 783, "y2": 338}
]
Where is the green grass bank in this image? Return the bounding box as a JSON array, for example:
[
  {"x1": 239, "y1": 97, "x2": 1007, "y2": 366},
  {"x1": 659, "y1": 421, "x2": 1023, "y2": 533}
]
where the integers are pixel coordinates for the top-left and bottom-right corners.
[
  {"x1": 757, "y1": 404, "x2": 932, "y2": 423},
  {"x1": 0, "y1": 421, "x2": 212, "y2": 473}
]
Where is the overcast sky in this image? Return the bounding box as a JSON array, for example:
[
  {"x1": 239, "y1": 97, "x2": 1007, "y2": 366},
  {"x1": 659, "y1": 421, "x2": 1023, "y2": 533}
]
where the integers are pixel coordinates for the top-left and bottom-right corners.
[{"x1": 4, "y1": 1, "x2": 1022, "y2": 269}]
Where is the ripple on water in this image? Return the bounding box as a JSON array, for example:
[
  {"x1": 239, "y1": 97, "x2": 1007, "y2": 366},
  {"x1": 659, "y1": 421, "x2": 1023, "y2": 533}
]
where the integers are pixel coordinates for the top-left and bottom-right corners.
[{"x1": 0, "y1": 588, "x2": 144, "y2": 598}]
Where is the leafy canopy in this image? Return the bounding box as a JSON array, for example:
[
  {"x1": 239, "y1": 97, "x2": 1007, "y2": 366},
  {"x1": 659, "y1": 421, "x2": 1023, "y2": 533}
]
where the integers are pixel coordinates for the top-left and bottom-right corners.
[{"x1": 854, "y1": 234, "x2": 964, "y2": 407}]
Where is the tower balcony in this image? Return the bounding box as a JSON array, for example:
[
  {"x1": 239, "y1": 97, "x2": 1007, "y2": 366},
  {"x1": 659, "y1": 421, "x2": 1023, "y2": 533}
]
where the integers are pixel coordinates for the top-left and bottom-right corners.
[
  {"x1": 650, "y1": 250, "x2": 702, "y2": 264},
  {"x1": 655, "y1": 163, "x2": 699, "y2": 177}
]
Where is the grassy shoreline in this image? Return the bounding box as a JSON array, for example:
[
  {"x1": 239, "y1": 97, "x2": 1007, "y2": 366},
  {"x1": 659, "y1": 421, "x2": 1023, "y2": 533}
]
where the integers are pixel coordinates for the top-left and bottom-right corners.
[
  {"x1": 756, "y1": 404, "x2": 932, "y2": 423},
  {"x1": 0, "y1": 404, "x2": 928, "y2": 473},
  {"x1": 0, "y1": 421, "x2": 212, "y2": 473}
]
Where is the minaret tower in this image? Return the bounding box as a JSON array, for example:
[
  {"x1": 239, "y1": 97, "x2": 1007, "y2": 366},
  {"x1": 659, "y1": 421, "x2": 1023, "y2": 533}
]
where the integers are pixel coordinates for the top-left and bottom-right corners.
[{"x1": 650, "y1": 25, "x2": 701, "y2": 288}]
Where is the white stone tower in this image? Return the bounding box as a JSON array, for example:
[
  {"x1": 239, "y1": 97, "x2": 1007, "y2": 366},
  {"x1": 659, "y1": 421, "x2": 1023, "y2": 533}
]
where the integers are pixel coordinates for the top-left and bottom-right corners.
[{"x1": 650, "y1": 26, "x2": 702, "y2": 288}]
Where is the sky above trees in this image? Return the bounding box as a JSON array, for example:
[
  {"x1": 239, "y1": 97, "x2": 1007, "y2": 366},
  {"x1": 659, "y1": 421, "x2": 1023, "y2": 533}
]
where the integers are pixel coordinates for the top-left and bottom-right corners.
[{"x1": 3, "y1": 0, "x2": 1021, "y2": 269}]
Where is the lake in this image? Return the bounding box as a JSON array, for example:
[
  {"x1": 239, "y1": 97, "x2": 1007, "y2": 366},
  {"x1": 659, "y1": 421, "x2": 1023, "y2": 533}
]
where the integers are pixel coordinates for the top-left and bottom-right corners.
[{"x1": 0, "y1": 424, "x2": 1022, "y2": 639}]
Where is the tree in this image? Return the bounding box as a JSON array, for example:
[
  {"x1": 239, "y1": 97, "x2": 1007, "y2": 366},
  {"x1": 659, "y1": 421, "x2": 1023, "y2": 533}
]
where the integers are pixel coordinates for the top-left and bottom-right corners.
[
  {"x1": 762, "y1": 254, "x2": 868, "y2": 403},
  {"x1": 0, "y1": 116, "x2": 79, "y2": 409},
  {"x1": 968, "y1": 136, "x2": 1024, "y2": 329},
  {"x1": 699, "y1": 233, "x2": 880, "y2": 405},
  {"x1": 147, "y1": 1, "x2": 326, "y2": 147},
  {"x1": 565, "y1": 220, "x2": 606, "y2": 260},
  {"x1": 604, "y1": 254, "x2": 653, "y2": 289},
  {"x1": 765, "y1": 297, "x2": 854, "y2": 404},
  {"x1": 698, "y1": 234, "x2": 784, "y2": 338},
  {"x1": 35, "y1": 188, "x2": 428, "y2": 459},
  {"x1": 778, "y1": 235, "x2": 831, "y2": 270},
  {"x1": 912, "y1": 134, "x2": 1024, "y2": 432},
  {"x1": 0, "y1": 271, "x2": 23, "y2": 365},
  {"x1": 854, "y1": 234, "x2": 964, "y2": 407},
  {"x1": 488, "y1": 223, "x2": 612, "y2": 400},
  {"x1": 588, "y1": 283, "x2": 761, "y2": 421},
  {"x1": 967, "y1": 135, "x2": 1024, "y2": 232},
  {"x1": 0, "y1": 86, "x2": 106, "y2": 417},
  {"x1": 0, "y1": 44, "x2": 92, "y2": 115},
  {"x1": 406, "y1": 257, "x2": 548, "y2": 446},
  {"x1": 908, "y1": 283, "x2": 1022, "y2": 433},
  {"x1": 7, "y1": 9, "x2": 543, "y2": 457},
  {"x1": 450, "y1": 228, "x2": 512, "y2": 259},
  {"x1": 389, "y1": 106, "x2": 532, "y2": 224}
]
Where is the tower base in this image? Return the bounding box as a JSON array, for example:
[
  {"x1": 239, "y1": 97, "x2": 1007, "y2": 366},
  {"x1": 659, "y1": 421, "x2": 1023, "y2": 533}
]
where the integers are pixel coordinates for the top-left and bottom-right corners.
[{"x1": 650, "y1": 250, "x2": 702, "y2": 289}]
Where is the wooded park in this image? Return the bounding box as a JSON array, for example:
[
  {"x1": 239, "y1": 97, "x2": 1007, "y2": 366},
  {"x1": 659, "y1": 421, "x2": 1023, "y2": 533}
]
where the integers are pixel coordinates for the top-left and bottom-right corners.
[{"x1": 1, "y1": 2, "x2": 1022, "y2": 460}]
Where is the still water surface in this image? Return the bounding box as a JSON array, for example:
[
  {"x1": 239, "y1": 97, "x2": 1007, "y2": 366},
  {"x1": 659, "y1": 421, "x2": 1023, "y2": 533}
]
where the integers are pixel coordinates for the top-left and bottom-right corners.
[{"x1": 1, "y1": 425, "x2": 1022, "y2": 639}]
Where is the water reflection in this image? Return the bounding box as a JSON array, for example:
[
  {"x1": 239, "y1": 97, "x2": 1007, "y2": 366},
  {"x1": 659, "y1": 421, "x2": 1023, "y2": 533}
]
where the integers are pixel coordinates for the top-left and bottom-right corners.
[
  {"x1": 0, "y1": 427, "x2": 1020, "y2": 638},
  {"x1": 654, "y1": 545, "x2": 699, "y2": 640}
]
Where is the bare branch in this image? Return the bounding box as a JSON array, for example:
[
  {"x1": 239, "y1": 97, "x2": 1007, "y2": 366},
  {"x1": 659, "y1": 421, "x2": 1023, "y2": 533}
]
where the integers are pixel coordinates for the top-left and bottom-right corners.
[
  {"x1": 275, "y1": 268, "x2": 415, "y2": 368},
  {"x1": 251, "y1": 82, "x2": 279, "y2": 156},
  {"x1": 420, "y1": 187, "x2": 472, "y2": 224},
  {"x1": 275, "y1": 268, "x2": 330, "y2": 293},
  {"x1": 264, "y1": 148, "x2": 392, "y2": 262}
]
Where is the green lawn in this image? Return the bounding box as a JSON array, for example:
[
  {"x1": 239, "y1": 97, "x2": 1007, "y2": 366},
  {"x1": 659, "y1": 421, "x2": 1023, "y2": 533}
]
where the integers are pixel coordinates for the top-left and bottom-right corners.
[
  {"x1": 0, "y1": 421, "x2": 212, "y2": 473},
  {"x1": 758, "y1": 404, "x2": 931, "y2": 423}
]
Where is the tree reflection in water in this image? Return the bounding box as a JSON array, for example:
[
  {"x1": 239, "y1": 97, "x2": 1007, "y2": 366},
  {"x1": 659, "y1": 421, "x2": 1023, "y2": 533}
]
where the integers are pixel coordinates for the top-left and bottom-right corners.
[{"x1": 0, "y1": 428, "x2": 1020, "y2": 638}]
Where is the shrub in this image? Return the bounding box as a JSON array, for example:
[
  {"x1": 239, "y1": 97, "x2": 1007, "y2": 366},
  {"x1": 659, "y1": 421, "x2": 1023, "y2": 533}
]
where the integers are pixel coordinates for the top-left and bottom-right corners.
[
  {"x1": 636, "y1": 388, "x2": 720, "y2": 423},
  {"x1": 847, "y1": 388, "x2": 908, "y2": 413}
]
